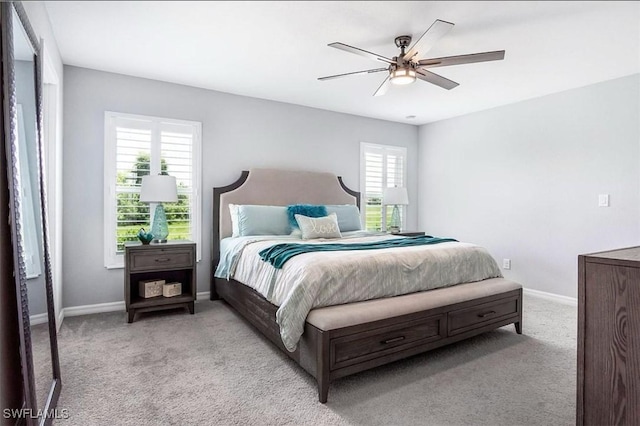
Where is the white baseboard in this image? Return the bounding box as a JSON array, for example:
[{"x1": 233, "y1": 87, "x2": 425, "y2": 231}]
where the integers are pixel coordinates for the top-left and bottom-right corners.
[
  {"x1": 196, "y1": 291, "x2": 210, "y2": 300},
  {"x1": 63, "y1": 300, "x2": 125, "y2": 318},
  {"x1": 29, "y1": 313, "x2": 48, "y2": 325},
  {"x1": 523, "y1": 288, "x2": 577, "y2": 306},
  {"x1": 60, "y1": 291, "x2": 213, "y2": 321}
]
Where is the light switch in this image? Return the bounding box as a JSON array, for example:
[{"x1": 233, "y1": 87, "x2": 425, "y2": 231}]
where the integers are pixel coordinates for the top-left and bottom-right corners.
[{"x1": 598, "y1": 194, "x2": 610, "y2": 207}]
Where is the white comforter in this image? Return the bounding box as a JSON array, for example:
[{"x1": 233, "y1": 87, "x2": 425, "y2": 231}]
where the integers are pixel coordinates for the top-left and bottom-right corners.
[{"x1": 215, "y1": 233, "x2": 502, "y2": 352}]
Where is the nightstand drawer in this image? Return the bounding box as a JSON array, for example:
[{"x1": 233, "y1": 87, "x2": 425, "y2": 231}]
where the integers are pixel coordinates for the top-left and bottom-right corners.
[{"x1": 129, "y1": 248, "x2": 193, "y2": 272}]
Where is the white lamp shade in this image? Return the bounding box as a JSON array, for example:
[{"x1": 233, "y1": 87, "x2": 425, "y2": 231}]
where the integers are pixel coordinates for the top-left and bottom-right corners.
[
  {"x1": 139, "y1": 175, "x2": 178, "y2": 203},
  {"x1": 382, "y1": 187, "x2": 409, "y2": 205}
]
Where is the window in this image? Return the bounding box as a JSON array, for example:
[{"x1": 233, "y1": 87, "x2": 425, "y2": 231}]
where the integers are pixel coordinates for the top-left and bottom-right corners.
[
  {"x1": 104, "y1": 112, "x2": 201, "y2": 268},
  {"x1": 360, "y1": 142, "x2": 407, "y2": 232}
]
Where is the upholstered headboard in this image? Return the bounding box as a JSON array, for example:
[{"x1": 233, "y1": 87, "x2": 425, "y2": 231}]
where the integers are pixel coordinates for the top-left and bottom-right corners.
[{"x1": 215, "y1": 168, "x2": 359, "y2": 240}]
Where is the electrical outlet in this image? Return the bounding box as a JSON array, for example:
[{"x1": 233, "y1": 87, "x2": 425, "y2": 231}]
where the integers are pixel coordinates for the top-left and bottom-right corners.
[
  {"x1": 503, "y1": 259, "x2": 511, "y2": 270},
  {"x1": 598, "y1": 194, "x2": 610, "y2": 207}
]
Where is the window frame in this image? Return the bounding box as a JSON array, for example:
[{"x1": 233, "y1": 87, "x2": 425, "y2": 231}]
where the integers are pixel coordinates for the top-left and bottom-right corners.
[
  {"x1": 359, "y1": 142, "x2": 408, "y2": 232},
  {"x1": 103, "y1": 111, "x2": 202, "y2": 269}
]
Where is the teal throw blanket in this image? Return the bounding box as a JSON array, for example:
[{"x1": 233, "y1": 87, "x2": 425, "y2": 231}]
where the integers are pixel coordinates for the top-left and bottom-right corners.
[{"x1": 259, "y1": 235, "x2": 458, "y2": 269}]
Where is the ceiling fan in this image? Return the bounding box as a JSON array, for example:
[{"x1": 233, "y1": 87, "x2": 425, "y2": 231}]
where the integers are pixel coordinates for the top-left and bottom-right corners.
[{"x1": 318, "y1": 19, "x2": 505, "y2": 96}]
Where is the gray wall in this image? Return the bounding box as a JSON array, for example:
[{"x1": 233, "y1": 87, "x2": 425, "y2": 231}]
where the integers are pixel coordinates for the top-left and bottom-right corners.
[
  {"x1": 63, "y1": 66, "x2": 418, "y2": 308},
  {"x1": 417, "y1": 74, "x2": 640, "y2": 299}
]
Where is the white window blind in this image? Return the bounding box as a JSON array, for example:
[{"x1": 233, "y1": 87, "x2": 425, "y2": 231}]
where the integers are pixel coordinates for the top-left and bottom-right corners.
[
  {"x1": 360, "y1": 143, "x2": 407, "y2": 231},
  {"x1": 104, "y1": 112, "x2": 201, "y2": 268}
]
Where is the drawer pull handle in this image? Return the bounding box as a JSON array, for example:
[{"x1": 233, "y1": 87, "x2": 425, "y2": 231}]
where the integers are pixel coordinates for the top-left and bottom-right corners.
[
  {"x1": 478, "y1": 311, "x2": 497, "y2": 318},
  {"x1": 155, "y1": 258, "x2": 171, "y2": 263},
  {"x1": 381, "y1": 336, "x2": 405, "y2": 345}
]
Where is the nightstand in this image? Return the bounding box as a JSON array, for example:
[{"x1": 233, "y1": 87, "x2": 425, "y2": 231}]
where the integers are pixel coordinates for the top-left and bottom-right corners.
[
  {"x1": 124, "y1": 240, "x2": 196, "y2": 323},
  {"x1": 395, "y1": 231, "x2": 426, "y2": 237}
]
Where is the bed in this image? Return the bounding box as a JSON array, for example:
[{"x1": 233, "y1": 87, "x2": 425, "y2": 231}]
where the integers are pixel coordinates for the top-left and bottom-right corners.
[{"x1": 210, "y1": 168, "x2": 523, "y2": 403}]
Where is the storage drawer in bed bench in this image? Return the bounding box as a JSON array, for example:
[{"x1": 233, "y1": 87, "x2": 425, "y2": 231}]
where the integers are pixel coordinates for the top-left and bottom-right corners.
[
  {"x1": 447, "y1": 296, "x2": 520, "y2": 336},
  {"x1": 331, "y1": 314, "x2": 446, "y2": 370}
]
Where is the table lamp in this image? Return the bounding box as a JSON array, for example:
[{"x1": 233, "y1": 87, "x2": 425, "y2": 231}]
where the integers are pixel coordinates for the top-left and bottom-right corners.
[
  {"x1": 382, "y1": 186, "x2": 408, "y2": 234},
  {"x1": 140, "y1": 175, "x2": 178, "y2": 243}
]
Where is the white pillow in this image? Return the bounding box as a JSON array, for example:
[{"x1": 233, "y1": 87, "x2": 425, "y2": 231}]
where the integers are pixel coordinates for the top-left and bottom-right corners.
[{"x1": 294, "y1": 213, "x2": 342, "y2": 240}]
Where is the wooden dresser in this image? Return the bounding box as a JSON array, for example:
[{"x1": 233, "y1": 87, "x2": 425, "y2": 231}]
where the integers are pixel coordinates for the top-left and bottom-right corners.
[{"x1": 577, "y1": 247, "x2": 640, "y2": 425}]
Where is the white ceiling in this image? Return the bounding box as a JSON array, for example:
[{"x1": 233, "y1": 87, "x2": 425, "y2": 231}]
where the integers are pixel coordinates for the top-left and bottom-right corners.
[{"x1": 45, "y1": 1, "x2": 640, "y2": 125}]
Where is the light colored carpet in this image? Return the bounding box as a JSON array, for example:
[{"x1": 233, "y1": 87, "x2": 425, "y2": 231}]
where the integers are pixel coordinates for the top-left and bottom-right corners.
[{"x1": 55, "y1": 294, "x2": 576, "y2": 425}]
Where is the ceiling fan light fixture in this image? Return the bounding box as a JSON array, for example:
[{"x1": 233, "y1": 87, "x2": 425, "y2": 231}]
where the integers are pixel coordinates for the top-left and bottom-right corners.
[
  {"x1": 390, "y1": 68, "x2": 416, "y2": 85},
  {"x1": 319, "y1": 20, "x2": 505, "y2": 96}
]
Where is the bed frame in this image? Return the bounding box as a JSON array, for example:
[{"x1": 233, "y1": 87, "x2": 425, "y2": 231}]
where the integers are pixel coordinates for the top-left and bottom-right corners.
[{"x1": 211, "y1": 169, "x2": 523, "y2": 403}]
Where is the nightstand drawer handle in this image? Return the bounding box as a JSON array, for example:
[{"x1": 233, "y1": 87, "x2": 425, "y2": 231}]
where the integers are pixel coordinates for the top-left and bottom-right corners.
[
  {"x1": 381, "y1": 336, "x2": 405, "y2": 345},
  {"x1": 155, "y1": 258, "x2": 171, "y2": 263},
  {"x1": 478, "y1": 311, "x2": 496, "y2": 318}
]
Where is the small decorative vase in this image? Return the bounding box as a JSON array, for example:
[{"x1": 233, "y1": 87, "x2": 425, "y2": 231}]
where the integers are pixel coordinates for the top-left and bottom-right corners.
[{"x1": 137, "y1": 228, "x2": 154, "y2": 245}]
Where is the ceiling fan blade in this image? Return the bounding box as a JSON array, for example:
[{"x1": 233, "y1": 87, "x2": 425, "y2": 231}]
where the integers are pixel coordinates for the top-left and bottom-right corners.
[
  {"x1": 373, "y1": 76, "x2": 391, "y2": 97},
  {"x1": 329, "y1": 42, "x2": 394, "y2": 64},
  {"x1": 418, "y1": 50, "x2": 505, "y2": 68},
  {"x1": 416, "y1": 69, "x2": 459, "y2": 90},
  {"x1": 318, "y1": 68, "x2": 388, "y2": 81},
  {"x1": 404, "y1": 19, "x2": 454, "y2": 61}
]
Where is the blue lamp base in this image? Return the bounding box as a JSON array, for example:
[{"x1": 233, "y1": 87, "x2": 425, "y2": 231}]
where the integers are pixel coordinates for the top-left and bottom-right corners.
[
  {"x1": 151, "y1": 203, "x2": 169, "y2": 243},
  {"x1": 388, "y1": 204, "x2": 401, "y2": 234}
]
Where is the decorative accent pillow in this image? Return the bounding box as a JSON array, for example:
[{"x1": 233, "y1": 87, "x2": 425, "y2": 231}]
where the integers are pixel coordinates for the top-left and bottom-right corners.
[
  {"x1": 287, "y1": 204, "x2": 328, "y2": 229},
  {"x1": 236, "y1": 205, "x2": 291, "y2": 236},
  {"x1": 325, "y1": 204, "x2": 362, "y2": 232},
  {"x1": 294, "y1": 213, "x2": 342, "y2": 240}
]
